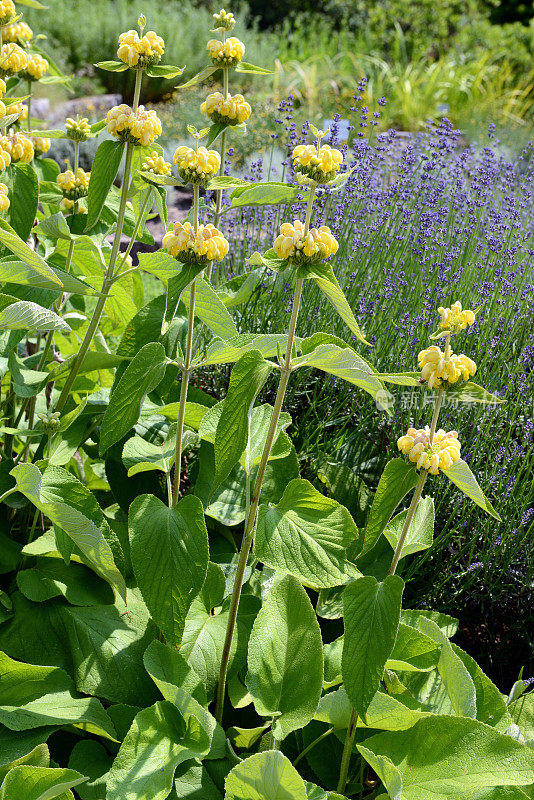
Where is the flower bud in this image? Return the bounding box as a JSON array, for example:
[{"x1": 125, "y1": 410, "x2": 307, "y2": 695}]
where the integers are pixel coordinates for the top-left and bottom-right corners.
[
  {"x1": 206, "y1": 36, "x2": 244, "y2": 68},
  {"x1": 60, "y1": 197, "x2": 87, "y2": 215},
  {"x1": 437, "y1": 301, "x2": 476, "y2": 334},
  {"x1": 173, "y1": 144, "x2": 220, "y2": 186},
  {"x1": 22, "y1": 53, "x2": 49, "y2": 82},
  {"x1": 32, "y1": 136, "x2": 51, "y2": 156},
  {"x1": 397, "y1": 425, "x2": 461, "y2": 475},
  {"x1": 0, "y1": 0, "x2": 16, "y2": 26},
  {"x1": 65, "y1": 116, "x2": 91, "y2": 142},
  {"x1": 273, "y1": 220, "x2": 338, "y2": 266},
  {"x1": 163, "y1": 221, "x2": 229, "y2": 266},
  {"x1": 212, "y1": 8, "x2": 236, "y2": 30},
  {"x1": 141, "y1": 150, "x2": 171, "y2": 176},
  {"x1": 201, "y1": 91, "x2": 251, "y2": 125}
]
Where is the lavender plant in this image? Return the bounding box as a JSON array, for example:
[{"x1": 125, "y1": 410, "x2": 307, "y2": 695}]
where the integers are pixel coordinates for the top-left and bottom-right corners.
[{"x1": 0, "y1": 5, "x2": 533, "y2": 800}]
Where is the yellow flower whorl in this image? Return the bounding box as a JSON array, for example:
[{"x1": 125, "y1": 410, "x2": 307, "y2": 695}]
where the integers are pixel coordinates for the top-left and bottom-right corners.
[
  {"x1": 32, "y1": 136, "x2": 51, "y2": 156},
  {"x1": 397, "y1": 426, "x2": 461, "y2": 475},
  {"x1": 206, "y1": 37, "x2": 244, "y2": 68},
  {"x1": 23, "y1": 53, "x2": 49, "y2": 82},
  {"x1": 273, "y1": 220, "x2": 338, "y2": 265},
  {"x1": 57, "y1": 168, "x2": 90, "y2": 200},
  {"x1": 117, "y1": 29, "x2": 165, "y2": 68},
  {"x1": 106, "y1": 104, "x2": 162, "y2": 146},
  {"x1": 8, "y1": 100, "x2": 26, "y2": 122},
  {"x1": 0, "y1": 141, "x2": 11, "y2": 171},
  {"x1": 201, "y1": 91, "x2": 251, "y2": 125},
  {"x1": 292, "y1": 143, "x2": 344, "y2": 184},
  {"x1": 173, "y1": 145, "x2": 220, "y2": 186},
  {"x1": 2, "y1": 22, "x2": 33, "y2": 43},
  {"x1": 162, "y1": 221, "x2": 229, "y2": 265},
  {"x1": 1, "y1": 132, "x2": 33, "y2": 163},
  {"x1": 0, "y1": 43, "x2": 30, "y2": 76},
  {"x1": 0, "y1": 0, "x2": 16, "y2": 26},
  {"x1": 0, "y1": 182, "x2": 9, "y2": 213},
  {"x1": 418, "y1": 345, "x2": 476, "y2": 390},
  {"x1": 438, "y1": 301, "x2": 476, "y2": 333},
  {"x1": 60, "y1": 197, "x2": 87, "y2": 215},
  {"x1": 141, "y1": 150, "x2": 171, "y2": 176},
  {"x1": 65, "y1": 116, "x2": 91, "y2": 142}
]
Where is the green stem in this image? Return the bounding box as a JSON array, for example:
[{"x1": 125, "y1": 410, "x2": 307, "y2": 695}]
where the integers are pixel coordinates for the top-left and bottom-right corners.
[
  {"x1": 171, "y1": 278, "x2": 196, "y2": 507},
  {"x1": 133, "y1": 68, "x2": 143, "y2": 110},
  {"x1": 303, "y1": 185, "x2": 316, "y2": 235},
  {"x1": 73, "y1": 140, "x2": 79, "y2": 214},
  {"x1": 294, "y1": 726, "x2": 334, "y2": 767},
  {"x1": 113, "y1": 189, "x2": 151, "y2": 278},
  {"x1": 388, "y1": 469, "x2": 428, "y2": 576},
  {"x1": 215, "y1": 276, "x2": 305, "y2": 724},
  {"x1": 54, "y1": 143, "x2": 134, "y2": 413},
  {"x1": 0, "y1": 486, "x2": 16, "y2": 504},
  {"x1": 337, "y1": 709, "x2": 358, "y2": 794}
]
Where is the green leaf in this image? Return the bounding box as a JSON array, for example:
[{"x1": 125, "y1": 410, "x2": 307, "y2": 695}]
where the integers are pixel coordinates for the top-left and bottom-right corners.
[
  {"x1": 138, "y1": 250, "x2": 186, "y2": 282},
  {"x1": 0, "y1": 651, "x2": 117, "y2": 740},
  {"x1": 10, "y1": 463, "x2": 126, "y2": 601},
  {"x1": 292, "y1": 343, "x2": 384, "y2": 400},
  {"x1": 182, "y1": 278, "x2": 238, "y2": 340},
  {"x1": 360, "y1": 459, "x2": 419, "y2": 557},
  {"x1": 181, "y1": 563, "x2": 261, "y2": 700},
  {"x1": 383, "y1": 496, "x2": 434, "y2": 560},
  {"x1": 309, "y1": 264, "x2": 370, "y2": 345},
  {"x1": 68, "y1": 740, "x2": 112, "y2": 800},
  {"x1": 342, "y1": 575, "x2": 404, "y2": 721},
  {"x1": 400, "y1": 608, "x2": 458, "y2": 638},
  {"x1": 0, "y1": 591, "x2": 157, "y2": 707},
  {"x1": 442, "y1": 459, "x2": 501, "y2": 519},
  {"x1": 95, "y1": 60, "x2": 129, "y2": 72},
  {"x1": 254, "y1": 478, "x2": 359, "y2": 588},
  {"x1": 452, "y1": 644, "x2": 511, "y2": 731},
  {"x1": 0, "y1": 300, "x2": 69, "y2": 332},
  {"x1": 35, "y1": 212, "x2": 72, "y2": 241},
  {"x1": 177, "y1": 66, "x2": 217, "y2": 88},
  {"x1": 213, "y1": 350, "x2": 272, "y2": 489},
  {"x1": 227, "y1": 182, "x2": 301, "y2": 211},
  {"x1": 0, "y1": 260, "x2": 88, "y2": 294},
  {"x1": 106, "y1": 701, "x2": 210, "y2": 800},
  {"x1": 510, "y1": 692, "x2": 534, "y2": 744},
  {"x1": 0, "y1": 739, "x2": 49, "y2": 783},
  {"x1": 5, "y1": 163, "x2": 39, "y2": 244},
  {"x1": 358, "y1": 716, "x2": 534, "y2": 800},
  {"x1": 234, "y1": 61, "x2": 274, "y2": 74},
  {"x1": 99, "y1": 342, "x2": 167, "y2": 454},
  {"x1": 129, "y1": 494, "x2": 209, "y2": 647},
  {"x1": 446, "y1": 382, "x2": 505, "y2": 404},
  {"x1": 144, "y1": 63, "x2": 184, "y2": 78},
  {"x1": 163, "y1": 264, "x2": 205, "y2": 334},
  {"x1": 86, "y1": 140, "x2": 125, "y2": 230},
  {"x1": 316, "y1": 685, "x2": 429, "y2": 731},
  {"x1": 386, "y1": 622, "x2": 441, "y2": 672},
  {"x1": 201, "y1": 333, "x2": 292, "y2": 366},
  {"x1": 122, "y1": 433, "x2": 175, "y2": 477},
  {"x1": 0, "y1": 765, "x2": 87, "y2": 800},
  {"x1": 0, "y1": 218, "x2": 62, "y2": 286},
  {"x1": 207, "y1": 176, "x2": 249, "y2": 190},
  {"x1": 418, "y1": 617, "x2": 477, "y2": 718},
  {"x1": 225, "y1": 751, "x2": 307, "y2": 800},
  {"x1": 246, "y1": 574, "x2": 323, "y2": 739},
  {"x1": 174, "y1": 761, "x2": 223, "y2": 799},
  {"x1": 16, "y1": 554, "x2": 114, "y2": 606}
]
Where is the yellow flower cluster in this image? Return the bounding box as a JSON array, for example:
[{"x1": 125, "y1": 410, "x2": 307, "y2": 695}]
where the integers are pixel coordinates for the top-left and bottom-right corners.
[
  {"x1": 201, "y1": 91, "x2": 251, "y2": 125},
  {"x1": 23, "y1": 53, "x2": 49, "y2": 81},
  {"x1": 57, "y1": 168, "x2": 90, "y2": 200},
  {"x1": 8, "y1": 100, "x2": 26, "y2": 121},
  {"x1": 2, "y1": 22, "x2": 33, "y2": 43},
  {"x1": 438, "y1": 301, "x2": 476, "y2": 333},
  {"x1": 0, "y1": 0, "x2": 16, "y2": 26},
  {"x1": 65, "y1": 116, "x2": 91, "y2": 142},
  {"x1": 60, "y1": 197, "x2": 87, "y2": 215},
  {"x1": 206, "y1": 37, "x2": 244, "y2": 68},
  {"x1": 398, "y1": 426, "x2": 461, "y2": 474},
  {"x1": 292, "y1": 143, "x2": 343, "y2": 184},
  {"x1": 0, "y1": 43, "x2": 29, "y2": 76},
  {"x1": 273, "y1": 220, "x2": 338, "y2": 265},
  {"x1": 141, "y1": 150, "x2": 171, "y2": 175},
  {"x1": 162, "y1": 221, "x2": 229, "y2": 265},
  {"x1": 106, "y1": 104, "x2": 162, "y2": 146},
  {"x1": 0, "y1": 141, "x2": 10, "y2": 170},
  {"x1": 32, "y1": 136, "x2": 50, "y2": 156},
  {"x1": 213, "y1": 8, "x2": 236, "y2": 30},
  {"x1": 418, "y1": 345, "x2": 476, "y2": 390},
  {"x1": 0, "y1": 183, "x2": 9, "y2": 213},
  {"x1": 173, "y1": 145, "x2": 220, "y2": 185},
  {"x1": 117, "y1": 29, "x2": 164, "y2": 68},
  {"x1": 1, "y1": 132, "x2": 33, "y2": 163}
]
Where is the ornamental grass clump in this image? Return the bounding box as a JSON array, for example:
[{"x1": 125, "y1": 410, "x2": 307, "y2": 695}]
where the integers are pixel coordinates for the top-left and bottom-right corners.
[{"x1": 0, "y1": 6, "x2": 532, "y2": 800}]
